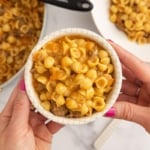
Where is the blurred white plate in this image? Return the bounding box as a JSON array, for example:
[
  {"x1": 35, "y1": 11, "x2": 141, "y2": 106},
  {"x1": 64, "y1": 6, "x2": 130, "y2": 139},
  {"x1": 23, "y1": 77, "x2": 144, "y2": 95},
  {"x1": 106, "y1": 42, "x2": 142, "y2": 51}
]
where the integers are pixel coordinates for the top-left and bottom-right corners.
[
  {"x1": 0, "y1": 4, "x2": 48, "y2": 89},
  {"x1": 91, "y1": 0, "x2": 150, "y2": 62}
]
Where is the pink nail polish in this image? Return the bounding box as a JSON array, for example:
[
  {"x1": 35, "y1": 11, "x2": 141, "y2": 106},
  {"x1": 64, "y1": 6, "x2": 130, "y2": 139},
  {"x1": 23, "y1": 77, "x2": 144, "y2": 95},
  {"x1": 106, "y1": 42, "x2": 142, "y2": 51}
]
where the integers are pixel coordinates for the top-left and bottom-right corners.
[
  {"x1": 19, "y1": 79, "x2": 26, "y2": 91},
  {"x1": 104, "y1": 107, "x2": 115, "y2": 117}
]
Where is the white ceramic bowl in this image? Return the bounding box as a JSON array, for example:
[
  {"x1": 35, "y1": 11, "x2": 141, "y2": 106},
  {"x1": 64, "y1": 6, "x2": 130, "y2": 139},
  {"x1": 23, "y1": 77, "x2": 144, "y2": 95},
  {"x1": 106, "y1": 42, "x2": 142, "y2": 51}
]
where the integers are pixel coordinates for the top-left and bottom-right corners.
[
  {"x1": 25, "y1": 28, "x2": 122, "y2": 125},
  {"x1": 0, "y1": 3, "x2": 47, "y2": 89}
]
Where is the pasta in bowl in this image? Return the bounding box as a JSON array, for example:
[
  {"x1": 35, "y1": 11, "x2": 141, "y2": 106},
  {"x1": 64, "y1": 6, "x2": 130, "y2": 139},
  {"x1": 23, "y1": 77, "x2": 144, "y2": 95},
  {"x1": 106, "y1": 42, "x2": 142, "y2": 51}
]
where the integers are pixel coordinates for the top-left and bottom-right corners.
[
  {"x1": 25, "y1": 28, "x2": 122, "y2": 125},
  {"x1": 0, "y1": 0, "x2": 46, "y2": 88}
]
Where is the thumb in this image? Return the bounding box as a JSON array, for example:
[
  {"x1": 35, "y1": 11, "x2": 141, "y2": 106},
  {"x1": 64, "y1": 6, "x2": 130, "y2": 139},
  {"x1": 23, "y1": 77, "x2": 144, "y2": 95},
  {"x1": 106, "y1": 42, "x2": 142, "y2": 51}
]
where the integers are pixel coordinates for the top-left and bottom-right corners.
[
  {"x1": 10, "y1": 79, "x2": 30, "y2": 128},
  {"x1": 105, "y1": 101, "x2": 150, "y2": 131}
]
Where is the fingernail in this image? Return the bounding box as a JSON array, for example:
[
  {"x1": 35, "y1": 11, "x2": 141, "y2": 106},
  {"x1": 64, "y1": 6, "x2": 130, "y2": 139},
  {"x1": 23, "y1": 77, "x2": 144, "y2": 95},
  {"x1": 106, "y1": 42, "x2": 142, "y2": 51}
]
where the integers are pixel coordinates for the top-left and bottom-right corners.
[
  {"x1": 104, "y1": 107, "x2": 115, "y2": 117},
  {"x1": 19, "y1": 79, "x2": 26, "y2": 91},
  {"x1": 107, "y1": 39, "x2": 114, "y2": 43}
]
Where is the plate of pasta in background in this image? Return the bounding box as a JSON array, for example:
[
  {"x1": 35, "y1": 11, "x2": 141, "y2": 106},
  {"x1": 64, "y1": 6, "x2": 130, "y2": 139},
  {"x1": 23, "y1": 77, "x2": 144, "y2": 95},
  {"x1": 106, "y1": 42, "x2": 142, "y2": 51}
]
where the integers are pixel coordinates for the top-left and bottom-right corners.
[
  {"x1": 0, "y1": 0, "x2": 47, "y2": 88},
  {"x1": 91, "y1": 0, "x2": 150, "y2": 62}
]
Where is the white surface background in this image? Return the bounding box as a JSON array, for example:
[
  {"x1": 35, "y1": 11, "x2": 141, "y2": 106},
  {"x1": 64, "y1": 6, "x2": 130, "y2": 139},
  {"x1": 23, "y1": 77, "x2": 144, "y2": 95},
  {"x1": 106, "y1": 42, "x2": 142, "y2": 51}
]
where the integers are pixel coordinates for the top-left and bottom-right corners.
[{"x1": 0, "y1": 4, "x2": 150, "y2": 150}]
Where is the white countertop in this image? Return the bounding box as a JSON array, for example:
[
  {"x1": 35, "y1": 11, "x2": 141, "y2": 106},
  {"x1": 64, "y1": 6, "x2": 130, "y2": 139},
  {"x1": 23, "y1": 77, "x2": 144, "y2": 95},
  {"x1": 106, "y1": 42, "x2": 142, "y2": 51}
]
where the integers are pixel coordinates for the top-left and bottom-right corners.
[{"x1": 0, "y1": 4, "x2": 150, "y2": 150}]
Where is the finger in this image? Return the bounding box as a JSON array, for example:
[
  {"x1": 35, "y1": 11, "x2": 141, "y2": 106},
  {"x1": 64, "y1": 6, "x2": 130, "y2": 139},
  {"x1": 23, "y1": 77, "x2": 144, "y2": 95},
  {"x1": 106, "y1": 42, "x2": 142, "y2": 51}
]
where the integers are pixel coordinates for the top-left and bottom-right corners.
[
  {"x1": 138, "y1": 87, "x2": 150, "y2": 106},
  {"x1": 1, "y1": 77, "x2": 23, "y2": 117},
  {"x1": 0, "y1": 78, "x2": 25, "y2": 129},
  {"x1": 113, "y1": 101, "x2": 150, "y2": 132},
  {"x1": 46, "y1": 121, "x2": 63, "y2": 134},
  {"x1": 122, "y1": 64, "x2": 135, "y2": 81},
  {"x1": 29, "y1": 111, "x2": 47, "y2": 128},
  {"x1": 29, "y1": 112, "x2": 52, "y2": 143},
  {"x1": 108, "y1": 41, "x2": 150, "y2": 82},
  {"x1": 122, "y1": 64, "x2": 143, "y2": 87},
  {"x1": 9, "y1": 80, "x2": 30, "y2": 128},
  {"x1": 33, "y1": 125, "x2": 52, "y2": 143},
  {"x1": 121, "y1": 80, "x2": 139, "y2": 97},
  {"x1": 117, "y1": 94, "x2": 137, "y2": 104},
  {"x1": 32, "y1": 121, "x2": 63, "y2": 143},
  {"x1": 122, "y1": 64, "x2": 137, "y2": 83}
]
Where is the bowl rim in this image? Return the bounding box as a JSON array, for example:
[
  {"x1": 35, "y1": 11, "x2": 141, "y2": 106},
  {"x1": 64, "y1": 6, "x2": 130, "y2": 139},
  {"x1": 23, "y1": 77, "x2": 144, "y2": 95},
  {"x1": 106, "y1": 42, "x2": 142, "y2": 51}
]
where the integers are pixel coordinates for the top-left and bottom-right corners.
[
  {"x1": 0, "y1": 3, "x2": 47, "y2": 90},
  {"x1": 25, "y1": 28, "x2": 122, "y2": 125}
]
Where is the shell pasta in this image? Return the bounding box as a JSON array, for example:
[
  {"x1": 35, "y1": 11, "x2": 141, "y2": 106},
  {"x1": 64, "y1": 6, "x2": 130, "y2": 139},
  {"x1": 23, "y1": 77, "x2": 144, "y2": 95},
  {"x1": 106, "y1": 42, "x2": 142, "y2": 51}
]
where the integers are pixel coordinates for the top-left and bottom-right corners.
[
  {"x1": 0, "y1": 0, "x2": 44, "y2": 85},
  {"x1": 31, "y1": 36, "x2": 115, "y2": 118},
  {"x1": 109, "y1": 0, "x2": 150, "y2": 44}
]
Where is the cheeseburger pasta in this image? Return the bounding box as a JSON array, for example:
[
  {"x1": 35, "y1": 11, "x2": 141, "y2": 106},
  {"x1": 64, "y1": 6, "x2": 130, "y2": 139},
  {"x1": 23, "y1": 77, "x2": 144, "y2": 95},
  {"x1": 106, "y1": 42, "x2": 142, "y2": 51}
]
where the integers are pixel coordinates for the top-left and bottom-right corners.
[
  {"x1": 0, "y1": 0, "x2": 44, "y2": 85},
  {"x1": 31, "y1": 36, "x2": 115, "y2": 118},
  {"x1": 109, "y1": 0, "x2": 150, "y2": 44}
]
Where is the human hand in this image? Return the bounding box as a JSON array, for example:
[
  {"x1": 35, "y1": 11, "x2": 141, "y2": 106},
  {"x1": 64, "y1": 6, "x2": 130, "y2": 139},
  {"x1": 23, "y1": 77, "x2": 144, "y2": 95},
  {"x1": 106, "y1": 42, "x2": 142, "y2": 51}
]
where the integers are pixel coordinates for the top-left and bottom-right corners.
[
  {"x1": 0, "y1": 78, "x2": 63, "y2": 150},
  {"x1": 105, "y1": 41, "x2": 150, "y2": 133}
]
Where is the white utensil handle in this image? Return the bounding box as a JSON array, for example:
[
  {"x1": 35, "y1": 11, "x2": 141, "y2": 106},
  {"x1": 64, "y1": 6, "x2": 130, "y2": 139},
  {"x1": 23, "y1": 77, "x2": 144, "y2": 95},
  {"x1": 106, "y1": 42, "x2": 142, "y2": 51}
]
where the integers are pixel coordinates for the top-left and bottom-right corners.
[{"x1": 93, "y1": 119, "x2": 120, "y2": 150}]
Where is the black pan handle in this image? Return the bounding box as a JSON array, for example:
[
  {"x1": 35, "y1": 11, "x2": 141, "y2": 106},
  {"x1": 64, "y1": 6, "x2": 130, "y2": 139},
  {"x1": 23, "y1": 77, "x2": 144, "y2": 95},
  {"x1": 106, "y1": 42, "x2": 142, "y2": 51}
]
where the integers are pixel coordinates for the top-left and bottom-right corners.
[{"x1": 40, "y1": 0, "x2": 93, "y2": 11}]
